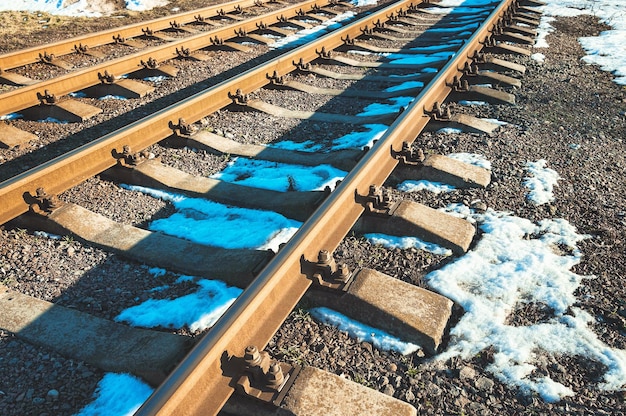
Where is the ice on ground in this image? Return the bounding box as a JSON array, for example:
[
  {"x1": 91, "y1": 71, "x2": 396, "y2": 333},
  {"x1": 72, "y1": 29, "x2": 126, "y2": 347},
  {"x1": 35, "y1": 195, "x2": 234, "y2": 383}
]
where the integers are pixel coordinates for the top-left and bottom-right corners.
[
  {"x1": 210, "y1": 158, "x2": 346, "y2": 192},
  {"x1": 99, "y1": 95, "x2": 127, "y2": 100},
  {"x1": 143, "y1": 76, "x2": 168, "y2": 83},
  {"x1": 74, "y1": 373, "x2": 153, "y2": 416},
  {"x1": 386, "y1": 52, "x2": 453, "y2": 66},
  {"x1": 396, "y1": 153, "x2": 490, "y2": 193},
  {"x1": 116, "y1": 278, "x2": 242, "y2": 332},
  {"x1": 120, "y1": 184, "x2": 301, "y2": 252},
  {"x1": 328, "y1": 124, "x2": 388, "y2": 150},
  {"x1": 384, "y1": 81, "x2": 424, "y2": 92},
  {"x1": 459, "y1": 100, "x2": 489, "y2": 106},
  {"x1": 125, "y1": 0, "x2": 168, "y2": 12},
  {"x1": 398, "y1": 180, "x2": 456, "y2": 194},
  {"x1": 146, "y1": 267, "x2": 167, "y2": 277},
  {"x1": 409, "y1": 41, "x2": 463, "y2": 52},
  {"x1": 448, "y1": 152, "x2": 492, "y2": 170},
  {"x1": 437, "y1": 127, "x2": 464, "y2": 134},
  {"x1": 428, "y1": 204, "x2": 626, "y2": 402},
  {"x1": 531, "y1": 53, "x2": 546, "y2": 63},
  {"x1": 536, "y1": 1, "x2": 626, "y2": 85},
  {"x1": 310, "y1": 307, "x2": 420, "y2": 355},
  {"x1": 269, "y1": 12, "x2": 355, "y2": 50},
  {"x1": 358, "y1": 97, "x2": 413, "y2": 117},
  {"x1": 365, "y1": 233, "x2": 452, "y2": 256},
  {"x1": 269, "y1": 124, "x2": 388, "y2": 152},
  {"x1": 524, "y1": 159, "x2": 560, "y2": 205},
  {"x1": 38, "y1": 117, "x2": 68, "y2": 124},
  {"x1": 0, "y1": 0, "x2": 167, "y2": 16},
  {"x1": 351, "y1": 0, "x2": 379, "y2": 6}
]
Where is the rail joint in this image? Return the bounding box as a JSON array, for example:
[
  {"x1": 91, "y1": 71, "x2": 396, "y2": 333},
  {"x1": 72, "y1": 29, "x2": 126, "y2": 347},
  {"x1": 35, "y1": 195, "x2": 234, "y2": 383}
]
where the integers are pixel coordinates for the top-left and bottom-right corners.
[
  {"x1": 26, "y1": 188, "x2": 63, "y2": 216},
  {"x1": 113, "y1": 145, "x2": 157, "y2": 167},
  {"x1": 232, "y1": 346, "x2": 301, "y2": 406},
  {"x1": 355, "y1": 185, "x2": 398, "y2": 216},
  {"x1": 301, "y1": 249, "x2": 354, "y2": 291},
  {"x1": 391, "y1": 142, "x2": 425, "y2": 167},
  {"x1": 228, "y1": 89, "x2": 249, "y2": 105},
  {"x1": 168, "y1": 118, "x2": 197, "y2": 137}
]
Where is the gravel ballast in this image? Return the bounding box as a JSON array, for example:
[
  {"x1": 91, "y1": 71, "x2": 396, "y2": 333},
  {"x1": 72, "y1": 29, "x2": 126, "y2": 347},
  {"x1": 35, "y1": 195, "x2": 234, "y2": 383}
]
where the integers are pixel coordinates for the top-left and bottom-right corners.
[{"x1": 1, "y1": 3, "x2": 625, "y2": 416}]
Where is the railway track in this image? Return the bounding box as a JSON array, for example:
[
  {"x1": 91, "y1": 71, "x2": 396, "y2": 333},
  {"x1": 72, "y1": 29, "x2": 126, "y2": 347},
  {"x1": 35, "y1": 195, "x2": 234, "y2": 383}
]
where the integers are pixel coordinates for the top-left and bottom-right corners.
[{"x1": 0, "y1": 0, "x2": 544, "y2": 414}]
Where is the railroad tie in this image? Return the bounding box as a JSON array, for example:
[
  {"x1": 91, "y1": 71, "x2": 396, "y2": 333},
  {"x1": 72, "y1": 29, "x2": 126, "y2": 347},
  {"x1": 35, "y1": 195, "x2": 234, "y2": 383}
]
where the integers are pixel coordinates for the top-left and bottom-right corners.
[
  {"x1": 0, "y1": 123, "x2": 38, "y2": 149},
  {"x1": 306, "y1": 267, "x2": 453, "y2": 354},
  {"x1": 425, "y1": 113, "x2": 501, "y2": 135},
  {"x1": 245, "y1": 99, "x2": 395, "y2": 125},
  {"x1": 392, "y1": 153, "x2": 492, "y2": 189},
  {"x1": 0, "y1": 70, "x2": 38, "y2": 86},
  {"x1": 0, "y1": 286, "x2": 191, "y2": 386},
  {"x1": 20, "y1": 96, "x2": 102, "y2": 123},
  {"x1": 184, "y1": 130, "x2": 361, "y2": 171},
  {"x1": 223, "y1": 366, "x2": 418, "y2": 415},
  {"x1": 449, "y1": 85, "x2": 516, "y2": 105},
  {"x1": 105, "y1": 159, "x2": 324, "y2": 222},
  {"x1": 84, "y1": 78, "x2": 155, "y2": 99},
  {"x1": 18, "y1": 203, "x2": 269, "y2": 288},
  {"x1": 353, "y1": 200, "x2": 476, "y2": 255}
]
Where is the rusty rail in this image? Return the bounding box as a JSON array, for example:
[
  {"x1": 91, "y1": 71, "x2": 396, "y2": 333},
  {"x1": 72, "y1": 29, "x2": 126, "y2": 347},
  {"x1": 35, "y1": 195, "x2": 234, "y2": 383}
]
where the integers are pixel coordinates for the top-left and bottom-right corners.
[
  {"x1": 0, "y1": 0, "x2": 340, "y2": 117},
  {"x1": 0, "y1": 0, "x2": 266, "y2": 71},
  {"x1": 135, "y1": 0, "x2": 519, "y2": 414}
]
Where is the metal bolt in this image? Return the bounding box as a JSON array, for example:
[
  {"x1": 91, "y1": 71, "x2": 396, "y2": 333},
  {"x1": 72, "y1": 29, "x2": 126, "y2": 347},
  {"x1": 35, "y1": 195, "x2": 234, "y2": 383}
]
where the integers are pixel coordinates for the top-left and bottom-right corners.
[
  {"x1": 266, "y1": 363, "x2": 284, "y2": 389},
  {"x1": 336, "y1": 264, "x2": 350, "y2": 283},
  {"x1": 244, "y1": 345, "x2": 262, "y2": 368},
  {"x1": 317, "y1": 249, "x2": 331, "y2": 265}
]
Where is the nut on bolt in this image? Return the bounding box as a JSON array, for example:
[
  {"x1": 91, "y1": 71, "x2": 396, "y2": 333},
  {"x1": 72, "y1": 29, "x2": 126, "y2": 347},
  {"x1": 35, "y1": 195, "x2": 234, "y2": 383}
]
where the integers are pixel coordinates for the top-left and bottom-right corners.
[
  {"x1": 244, "y1": 345, "x2": 263, "y2": 367},
  {"x1": 266, "y1": 363, "x2": 285, "y2": 390}
]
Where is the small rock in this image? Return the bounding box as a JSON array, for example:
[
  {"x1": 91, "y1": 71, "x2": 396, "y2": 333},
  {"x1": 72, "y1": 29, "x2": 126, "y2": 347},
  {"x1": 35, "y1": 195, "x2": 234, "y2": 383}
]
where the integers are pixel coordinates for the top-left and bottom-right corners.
[
  {"x1": 66, "y1": 246, "x2": 75, "y2": 257},
  {"x1": 455, "y1": 395, "x2": 470, "y2": 408},
  {"x1": 425, "y1": 382, "x2": 442, "y2": 397},
  {"x1": 459, "y1": 366, "x2": 476, "y2": 380},
  {"x1": 468, "y1": 402, "x2": 486, "y2": 413},
  {"x1": 470, "y1": 200, "x2": 488, "y2": 212},
  {"x1": 382, "y1": 385, "x2": 395, "y2": 396},
  {"x1": 475, "y1": 376, "x2": 495, "y2": 393},
  {"x1": 518, "y1": 392, "x2": 536, "y2": 406},
  {"x1": 405, "y1": 388, "x2": 415, "y2": 402},
  {"x1": 47, "y1": 389, "x2": 59, "y2": 402},
  {"x1": 386, "y1": 363, "x2": 397, "y2": 372},
  {"x1": 32, "y1": 397, "x2": 46, "y2": 405}
]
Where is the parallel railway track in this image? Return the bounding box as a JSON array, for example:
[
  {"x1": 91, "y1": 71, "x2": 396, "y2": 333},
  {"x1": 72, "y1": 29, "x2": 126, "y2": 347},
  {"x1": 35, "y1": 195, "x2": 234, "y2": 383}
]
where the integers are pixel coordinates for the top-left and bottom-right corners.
[{"x1": 0, "y1": 0, "x2": 543, "y2": 414}]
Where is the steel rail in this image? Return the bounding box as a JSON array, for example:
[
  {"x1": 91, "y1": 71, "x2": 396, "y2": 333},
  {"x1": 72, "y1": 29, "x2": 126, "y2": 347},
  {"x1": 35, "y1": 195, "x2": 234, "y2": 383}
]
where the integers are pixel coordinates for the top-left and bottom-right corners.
[
  {"x1": 136, "y1": 0, "x2": 517, "y2": 415},
  {"x1": 0, "y1": 0, "x2": 336, "y2": 117},
  {"x1": 0, "y1": 0, "x2": 265, "y2": 71}
]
